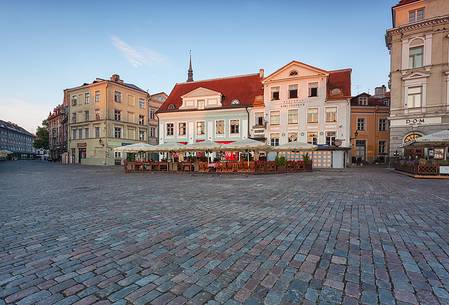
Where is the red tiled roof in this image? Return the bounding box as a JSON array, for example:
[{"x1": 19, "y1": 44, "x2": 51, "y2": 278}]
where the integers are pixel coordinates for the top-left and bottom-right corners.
[
  {"x1": 157, "y1": 74, "x2": 263, "y2": 113},
  {"x1": 327, "y1": 69, "x2": 352, "y2": 100},
  {"x1": 350, "y1": 93, "x2": 390, "y2": 107},
  {"x1": 393, "y1": 0, "x2": 420, "y2": 8}
]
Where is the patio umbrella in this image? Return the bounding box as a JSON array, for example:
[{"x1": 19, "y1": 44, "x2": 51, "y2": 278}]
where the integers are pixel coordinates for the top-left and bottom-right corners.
[
  {"x1": 0, "y1": 150, "x2": 12, "y2": 158},
  {"x1": 272, "y1": 141, "x2": 317, "y2": 152},
  {"x1": 145, "y1": 142, "x2": 187, "y2": 152},
  {"x1": 113, "y1": 143, "x2": 155, "y2": 153},
  {"x1": 404, "y1": 130, "x2": 449, "y2": 146},
  {"x1": 182, "y1": 140, "x2": 223, "y2": 152},
  {"x1": 221, "y1": 138, "x2": 271, "y2": 151}
]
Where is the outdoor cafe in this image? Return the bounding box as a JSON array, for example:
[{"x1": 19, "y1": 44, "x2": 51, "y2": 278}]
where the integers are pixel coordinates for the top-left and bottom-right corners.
[{"x1": 114, "y1": 139, "x2": 316, "y2": 174}]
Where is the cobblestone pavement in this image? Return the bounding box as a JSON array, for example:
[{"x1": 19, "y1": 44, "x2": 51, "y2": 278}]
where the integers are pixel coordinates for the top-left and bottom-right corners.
[{"x1": 1, "y1": 161, "x2": 449, "y2": 305}]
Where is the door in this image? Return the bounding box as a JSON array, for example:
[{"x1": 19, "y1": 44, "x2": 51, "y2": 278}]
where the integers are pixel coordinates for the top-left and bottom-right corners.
[
  {"x1": 78, "y1": 148, "x2": 86, "y2": 163},
  {"x1": 355, "y1": 140, "x2": 366, "y2": 161}
]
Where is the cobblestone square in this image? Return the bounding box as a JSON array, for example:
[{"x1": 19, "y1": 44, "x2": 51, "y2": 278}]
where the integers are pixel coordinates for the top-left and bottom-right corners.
[{"x1": 1, "y1": 161, "x2": 449, "y2": 305}]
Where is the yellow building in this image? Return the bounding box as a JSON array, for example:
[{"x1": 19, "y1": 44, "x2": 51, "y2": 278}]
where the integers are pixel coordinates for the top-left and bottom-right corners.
[{"x1": 66, "y1": 74, "x2": 150, "y2": 165}]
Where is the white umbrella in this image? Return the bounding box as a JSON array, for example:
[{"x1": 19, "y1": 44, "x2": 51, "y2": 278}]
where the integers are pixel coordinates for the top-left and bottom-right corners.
[
  {"x1": 146, "y1": 142, "x2": 187, "y2": 152},
  {"x1": 114, "y1": 142, "x2": 155, "y2": 153},
  {"x1": 183, "y1": 140, "x2": 223, "y2": 152},
  {"x1": 221, "y1": 138, "x2": 270, "y2": 151},
  {"x1": 406, "y1": 130, "x2": 449, "y2": 146},
  {"x1": 272, "y1": 141, "x2": 317, "y2": 152}
]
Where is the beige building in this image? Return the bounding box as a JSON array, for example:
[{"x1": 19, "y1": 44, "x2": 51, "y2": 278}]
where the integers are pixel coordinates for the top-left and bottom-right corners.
[
  {"x1": 386, "y1": 0, "x2": 449, "y2": 155},
  {"x1": 66, "y1": 74, "x2": 150, "y2": 165},
  {"x1": 148, "y1": 92, "x2": 167, "y2": 145}
]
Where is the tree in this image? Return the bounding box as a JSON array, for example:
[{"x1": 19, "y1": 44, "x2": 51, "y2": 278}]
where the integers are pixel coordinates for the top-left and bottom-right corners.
[{"x1": 33, "y1": 120, "x2": 49, "y2": 150}]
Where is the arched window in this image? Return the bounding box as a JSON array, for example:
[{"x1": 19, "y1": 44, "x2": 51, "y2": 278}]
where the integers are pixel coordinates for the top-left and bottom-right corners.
[
  {"x1": 408, "y1": 37, "x2": 424, "y2": 68},
  {"x1": 289, "y1": 70, "x2": 298, "y2": 76},
  {"x1": 231, "y1": 99, "x2": 240, "y2": 105},
  {"x1": 403, "y1": 132, "x2": 423, "y2": 144},
  {"x1": 167, "y1": 104, "x2": 176, "y2": 110}
]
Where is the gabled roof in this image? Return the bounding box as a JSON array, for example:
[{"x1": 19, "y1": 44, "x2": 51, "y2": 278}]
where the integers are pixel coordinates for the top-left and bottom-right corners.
[
  {"x1": 350, "y1": 93, "x2": 390, "y2": 107},
  {"x1": 157, "y1": 73, "x2": 263, "y2": 113},
  {"x1": 327, "y1": 69, "x2": 352, "y2": 100},
  {"x1": 0, "y1": 120, "x2": 33, "y2": 136},
  {"x1": 263, "y1": 60, "x2": 329, "y2": 82}
]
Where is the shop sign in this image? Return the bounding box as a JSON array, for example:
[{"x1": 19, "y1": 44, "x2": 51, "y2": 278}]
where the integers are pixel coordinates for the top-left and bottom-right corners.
[
  {"x1": 279, "y1": 100, "x2": 305, "y2": 109},
  {"x1": 77, "y1": 143, "x2": 87, "y2": 148},
  {"x1": 405, "y1": 118, "x2": 425, "y2": 126},
  {"x1": 440, "y1": 166, "x2": 449, "y2": 175},
  {"x1": 390, "y1": 117, "x2": 441, "y2": 127}
]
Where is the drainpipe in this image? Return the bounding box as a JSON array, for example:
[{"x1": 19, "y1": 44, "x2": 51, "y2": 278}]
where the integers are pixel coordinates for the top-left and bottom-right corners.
[{"x1": 245, "y1": 106, "x2": 250, "y2": 139}]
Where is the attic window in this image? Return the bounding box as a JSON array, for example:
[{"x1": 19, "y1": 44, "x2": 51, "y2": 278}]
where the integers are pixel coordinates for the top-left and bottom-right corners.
[
  {"x1": 167, "y1": 104, "x2": 176, "y2": 110},
  {"x1": 289, "y1": 70, "x2": 298, "y2": 76},
  {"x1": 231, "y1": 99, "x2": 240, "y2": 105}
]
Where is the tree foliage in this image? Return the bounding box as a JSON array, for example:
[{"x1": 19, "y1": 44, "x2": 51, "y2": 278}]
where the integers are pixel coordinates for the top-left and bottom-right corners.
[{"x1": 33, "y1": 120, "x2": 49, "y2": 150}]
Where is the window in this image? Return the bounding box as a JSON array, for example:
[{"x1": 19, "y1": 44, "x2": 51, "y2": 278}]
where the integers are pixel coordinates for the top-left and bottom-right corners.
[
  {"x1": 325, "y1": 107, "x2": 337, "y2": 123},
  {"x1": 289, "y1": 70, "x2": 298, "y2": 76},
  {"x1": 150, "y1": 127, "x2": 156, "y2": 138},
  {"x1": 114, "y1": 91, "x2": 122, "y2": 103},
  {"x1": 72, "y1": 113, "x2": 77, "y2": 123},
  {"x1": 230, "y1": 120, "x2": 239, "y2": 134},
  {"x1": 114, "y1": 127, "x2": 122, "y2": 138},
  {"x1": 71, "y1": 95, "x2": 77, "y2": 106},
  {"x1": 78, "y1": 129, "x2": 83, "y2": 139},
  {"x1": 357, "y1": 118, "x2": 365, "y2": 131},
  {"x1": 139, "y1": 130, "x2": 145, "y2": 141},
  {"x1": 288, "y1": 84, "x2": 298, "y2": 99},
  {"x1": 379, "y1": 141, "x2": 386, "y2": 154},
  {"x1": 139, "y1": 115, "x2": 145, "y2": 125},
  {"x1": 255, "y1": 112, "x2": 264, "y2": 126},
  {"x1": 307, "y1": 132, "x2": 318, "y2": 145},
  {"x1": 196, "y1": 121, "x2": 205, "y2": 135},
  {"x1": 83, "y1": 92, "x2": 90, "y2": 104},
  {"x1": 216, "y1": 120, "x2": 224, "y2": 136},
  {"x1": 270, "y1": 111, "x2": 280, "y2": 125},
  {"x1": 270, "y1": 133, "x2": 280, "y2": 146},
  {"x1": 271, "y1": 87, "x2": 280, "y2": 101},
  {"x1": 149, "y1": 108, "x2": 155, "y2": 120},
  {"x1": 358, "y1": 96, "x2": 368, "y2": 106},
  {"x1": 178, "y1": 122, "x2": 186, "y2": 136},
  {"x1": 409, "y1": 8, "x2": 424, "y2": 23},
  {"x1": 309, "y1": 82, "x2": 318, "y2": 97},
  {"x1": 288, "y1": 133, "x2": 297, "y2": 143},
  {"x1": 139, "y1": 98, "x2": 145, "y2": 109},
  {"x1": 95, "y1": 91, "x2": 100, "y2": 103},
  {"x1": 409, "y1": 46, "x2": 423, "y2": 68},
  {"x1": 307, "y1": 108, "x2": 318, "y2": 123},
  {"x1": 231, "y1": 99, "x2": 240, "y2": 105},
  {"x1": 288, "y1": 109, "x2": 298, "y2": 124},
  {"x1": 84, "y1": 128, "x2": 89, "y2": 138},
  {"x1": 95, "y1": 127, "x2": 100, "y2": 138},
  {"x1": 168, "y1": 104, "x2": 176, "y2": 110},
  {"x1": 84, "y1": 110, "x2": 89, "y2": 121},
  {"x1": 95, "y1": 109, "x2": 100, "y2": 120},
  {"x1": 197, "y1": 100, "x2": 205, "y2": 109},
  {"x1": 379, "y1": 118, "x2": 387, "y2": 131},
  {"x1": 114, "y1": 152, "x2": 122, "y2": 158},
  {"x1": 407, "y1": 86, "x2": 422, "y2": 108},
  {"x1": 326, "y1": 131, "x2": 336, "y2": 146},
  {"x1": 72, "y1": 129, "x2": 77, "y2": 139},
  {"x1": 114, "y1": 109, "x2": 121, "y2": 121},
  {"x1": 166, "y1": 123, "x2": 174, "y2": 136}
]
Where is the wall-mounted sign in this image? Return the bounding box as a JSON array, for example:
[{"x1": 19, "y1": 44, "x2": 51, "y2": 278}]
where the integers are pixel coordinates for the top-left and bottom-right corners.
[
  {"x1": 277, "y1": 100, "x2": 305, "y2": 109},
  {"x1": 405, "y1": 118, "x2": 425, "y2": 125},
  {"x1": 440, "y1": 166, "x2": 449, "y2": 175},
  {"x1": 390, "y1": 117, "x2": 441, "y2": 127},
  {"x1": 77, "y1": 143, "x2": 87, "y2": 148}
]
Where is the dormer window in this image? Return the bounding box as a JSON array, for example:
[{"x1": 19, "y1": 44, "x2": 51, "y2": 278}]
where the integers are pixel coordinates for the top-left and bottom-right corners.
[
  {"x1": 289, "y1": 70, "x2": 298, "y2": 76},
  {"x1": 231, "y1": 99, "x2": 240, "y2": 105},
  {"x1": 358, "y1": 96, "x2": 368, "y2": 106},
  {"x1": 168, "y1": 104, "x2": 176, "y2": 110}
]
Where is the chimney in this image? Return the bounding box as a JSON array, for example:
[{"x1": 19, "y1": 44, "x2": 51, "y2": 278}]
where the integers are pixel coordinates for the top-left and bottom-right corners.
[
  {"x1": 110, "y1": 74, "x2": 123, "y2": 83},
  {"x1": 259, "y1": 69, "x2": 264, "y2": 79},
  {"x1": 374, "y1": 85, "x2": 386, "y2": 97}
]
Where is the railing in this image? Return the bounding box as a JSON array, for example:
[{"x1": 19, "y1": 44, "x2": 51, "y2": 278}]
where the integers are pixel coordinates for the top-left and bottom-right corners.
[{"x1": 393, "y1": 159, "x2": 440, "y2": 176}]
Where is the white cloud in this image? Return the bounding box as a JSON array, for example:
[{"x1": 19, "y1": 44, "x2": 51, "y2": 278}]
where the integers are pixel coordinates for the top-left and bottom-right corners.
[
  {"x1": 111, "y1": 35, "x2": 166, "y2": 67},
  {"x1": 0, "y1": 97, "x2": 49, "y2": 134}
]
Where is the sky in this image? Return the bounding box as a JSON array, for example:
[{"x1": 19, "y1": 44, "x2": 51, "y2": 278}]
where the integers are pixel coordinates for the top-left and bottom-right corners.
[{"x1": 0, "y1": 0, "x2": 397, "y2": 134}]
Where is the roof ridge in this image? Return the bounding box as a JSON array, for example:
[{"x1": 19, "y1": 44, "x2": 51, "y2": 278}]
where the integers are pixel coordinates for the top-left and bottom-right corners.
[
  {"x1": 175, "y1": 73, "x2": 260, "y2": 85},
  {"x1": 328, "y1": 68, "x2": 352, "y2": 73}
]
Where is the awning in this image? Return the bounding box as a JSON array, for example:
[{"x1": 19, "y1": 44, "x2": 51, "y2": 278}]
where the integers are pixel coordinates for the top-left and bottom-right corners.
[
  {"x1": 113, "y1": 143, "x2": 155, "y2": 153},
  {"x1": 272, "y1": 141, "x2": 317, "y2": 152}
]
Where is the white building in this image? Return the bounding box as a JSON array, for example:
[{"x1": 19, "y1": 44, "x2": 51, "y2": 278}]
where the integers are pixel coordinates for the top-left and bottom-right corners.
[
  {"x1": 157, "y1": 72, "x2": 264, "y2": 146},
  {"x1": 262, "y1": 61, "x2": 352, "y2": 168}
]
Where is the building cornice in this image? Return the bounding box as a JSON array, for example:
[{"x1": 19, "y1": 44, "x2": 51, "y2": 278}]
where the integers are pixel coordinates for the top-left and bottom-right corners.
[{"x1": 386, "y1": 14, "x2": 449, "y2": 48}]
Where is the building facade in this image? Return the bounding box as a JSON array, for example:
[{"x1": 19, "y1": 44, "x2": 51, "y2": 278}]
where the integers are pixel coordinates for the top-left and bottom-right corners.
[
  {"x1": 386, "y1": 0, "x2": 449, "y2": 156},
  {"x1": 66, "y1": 74, "x2": 150, "y2": 165},
  {"x1": 0, "y1": 120, "x2": 34, "y2": 159},
  {"x1": 263, "y1": 61, "x2": 352, "y2": 168},
  {"x1": 157, "y1": 73, "x2": 263, "y2": 146},
  {"x1": 47, "y1": 104, "x2": 68, "y2": 161},
  {"x1": 148, "y1": 92, "x2": 167, "y2": 145},
  {"x1": 350, "y1": 86, "x2": 390, "y2": 163}
]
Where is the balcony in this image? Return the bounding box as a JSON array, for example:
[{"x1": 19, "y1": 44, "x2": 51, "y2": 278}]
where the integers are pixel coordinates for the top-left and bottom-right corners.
[{"x1": 251, "y1": 125, "x2": 266, "y2": 139}]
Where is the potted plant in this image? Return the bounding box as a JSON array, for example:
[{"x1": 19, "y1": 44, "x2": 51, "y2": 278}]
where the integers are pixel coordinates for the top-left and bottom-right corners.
[
  {"x1": 303, "y1": 153, "x2": 313, "y2": 171},
  {"x1": 275, "y1": 155, "x2": 287, "y2": 173}
]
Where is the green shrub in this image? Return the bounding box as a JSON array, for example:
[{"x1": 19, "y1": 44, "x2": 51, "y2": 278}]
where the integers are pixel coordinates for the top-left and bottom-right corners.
[{"x1": 275, "y1": 155, "x2": 287, "y2": 167}]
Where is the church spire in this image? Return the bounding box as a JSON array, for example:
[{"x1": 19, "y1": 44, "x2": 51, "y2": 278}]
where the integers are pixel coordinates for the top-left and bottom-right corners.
[{"x1": 187, "y1": 50, "x2": 193, "y2": 82}]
